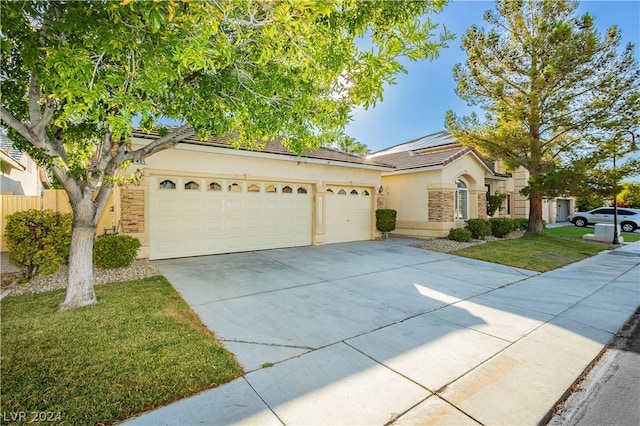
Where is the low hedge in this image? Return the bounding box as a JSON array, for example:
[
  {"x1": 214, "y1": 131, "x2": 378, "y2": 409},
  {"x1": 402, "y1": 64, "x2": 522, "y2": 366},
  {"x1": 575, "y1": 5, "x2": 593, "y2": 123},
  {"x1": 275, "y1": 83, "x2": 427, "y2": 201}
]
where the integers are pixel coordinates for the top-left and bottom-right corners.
[
  {"x1": 448, "y1": 228, "x2": 472, "y2": 242},
  {"x1": 465, "y1": 219, "x2": 492, "y2": 240},
  {"x1": 375, "y1": 209, "x2": 397, "y2": 233},
  {"x1": 4, "y1": 209, "x2": 73, "y2": 281},
  {"x1": 488, "y1": 217, "x2": 517, "y2": 238},
  {"x1": 93, "y1": 234, "x2": 141, "y2": 269}
]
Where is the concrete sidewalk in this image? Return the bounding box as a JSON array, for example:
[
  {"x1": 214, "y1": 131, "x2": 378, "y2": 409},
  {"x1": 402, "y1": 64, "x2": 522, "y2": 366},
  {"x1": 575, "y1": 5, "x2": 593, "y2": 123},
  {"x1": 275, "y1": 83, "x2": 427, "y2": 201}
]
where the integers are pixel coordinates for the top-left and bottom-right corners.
[{"x1": 124, "y1": 240, "x2": 640, "y2": 426}]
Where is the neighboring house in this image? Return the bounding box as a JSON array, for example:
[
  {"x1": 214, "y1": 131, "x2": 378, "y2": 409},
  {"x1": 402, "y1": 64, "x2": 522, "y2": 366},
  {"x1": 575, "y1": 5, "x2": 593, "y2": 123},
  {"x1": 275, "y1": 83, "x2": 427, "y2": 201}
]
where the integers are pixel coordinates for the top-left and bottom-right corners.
[
  {"x1": 369, "y1": 131, "x2": 575, "y2": 238},
  {"x1": 0, "y1": 127, "x2": 46, "y2": 196},
  {"x1": 119, "y1": 130, "x2": 390, "y2": 259}
]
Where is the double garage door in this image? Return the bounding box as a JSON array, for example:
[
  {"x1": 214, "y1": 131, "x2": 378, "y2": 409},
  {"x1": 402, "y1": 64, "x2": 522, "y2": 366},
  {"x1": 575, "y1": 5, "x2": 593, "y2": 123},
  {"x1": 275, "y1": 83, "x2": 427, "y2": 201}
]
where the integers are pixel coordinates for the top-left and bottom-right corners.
[{"x1": 149, "y1": 177, "x2": 372, "y2": 259}]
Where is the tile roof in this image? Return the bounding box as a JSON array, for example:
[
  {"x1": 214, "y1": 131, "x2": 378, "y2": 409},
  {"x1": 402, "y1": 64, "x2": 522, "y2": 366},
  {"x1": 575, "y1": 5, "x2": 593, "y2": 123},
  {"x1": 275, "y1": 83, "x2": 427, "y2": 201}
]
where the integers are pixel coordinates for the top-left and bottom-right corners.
[
  {"x1": 0, "y1": 127, "x2": 23, "y2": 162},
  {"x1": 368, "y1": 130, "x2": 459, "y2": 158},
  {"x1": 371, "y1": 146, "x2": 480, "y2": 171},
  {"x1": 368, "y1": 130, "x2": 496, "y2": 173},
  {"x1": 131, "y1": 129, "x2": 392, "y2": 169}
]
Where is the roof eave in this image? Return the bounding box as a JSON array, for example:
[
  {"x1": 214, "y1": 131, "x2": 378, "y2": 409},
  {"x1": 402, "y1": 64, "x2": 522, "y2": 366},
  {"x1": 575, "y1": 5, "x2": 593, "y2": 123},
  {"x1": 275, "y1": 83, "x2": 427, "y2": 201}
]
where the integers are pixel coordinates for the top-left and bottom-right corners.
[
  {"x1": 381, "y1": 164, "x2": 445, "y2": 176},
  {"x1": 131, "y1": 137, "x2": 394, "y2": 171},
  {"x1": 0, "y1": 150, "x2": 25, "y2": 171}
]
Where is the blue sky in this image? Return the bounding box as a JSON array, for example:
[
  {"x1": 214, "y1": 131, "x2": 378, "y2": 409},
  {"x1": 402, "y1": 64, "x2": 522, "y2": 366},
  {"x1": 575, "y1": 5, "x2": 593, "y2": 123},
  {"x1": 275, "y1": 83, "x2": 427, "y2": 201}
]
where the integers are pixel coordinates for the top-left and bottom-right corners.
[{"x1": 345, "y1": 0, "x2": 640, "y2": 153}]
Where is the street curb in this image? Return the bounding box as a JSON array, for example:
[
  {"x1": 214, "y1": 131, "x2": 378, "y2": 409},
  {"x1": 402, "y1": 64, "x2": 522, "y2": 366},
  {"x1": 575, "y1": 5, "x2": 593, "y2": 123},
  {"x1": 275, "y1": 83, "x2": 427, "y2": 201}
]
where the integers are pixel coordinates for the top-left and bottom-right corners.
[{"x1": 539, "y1": 306, "x2": 640, "y2": 426}]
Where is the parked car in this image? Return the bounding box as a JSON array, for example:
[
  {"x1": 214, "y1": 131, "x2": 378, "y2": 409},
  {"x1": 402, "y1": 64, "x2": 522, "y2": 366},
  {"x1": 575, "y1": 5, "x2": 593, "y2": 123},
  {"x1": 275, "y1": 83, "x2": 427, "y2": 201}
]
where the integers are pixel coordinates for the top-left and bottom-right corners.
[{"x1": 568, "y1": 207, "x2": 640, "y2": 232}]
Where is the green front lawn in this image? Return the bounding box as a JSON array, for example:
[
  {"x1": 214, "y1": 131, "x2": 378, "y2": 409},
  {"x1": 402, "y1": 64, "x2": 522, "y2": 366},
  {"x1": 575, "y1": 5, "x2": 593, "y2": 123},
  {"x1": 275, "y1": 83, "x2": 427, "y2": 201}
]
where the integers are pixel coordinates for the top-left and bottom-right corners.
[
  {"x1": 545, "y1": 225, "x2": 640, "y2": 242},
  {"x1": 452, "y1": 233, "x2": 608, "y2": 272},
  {"x1": 0, "y1": 277, "x2": 242, "y2": 425}
]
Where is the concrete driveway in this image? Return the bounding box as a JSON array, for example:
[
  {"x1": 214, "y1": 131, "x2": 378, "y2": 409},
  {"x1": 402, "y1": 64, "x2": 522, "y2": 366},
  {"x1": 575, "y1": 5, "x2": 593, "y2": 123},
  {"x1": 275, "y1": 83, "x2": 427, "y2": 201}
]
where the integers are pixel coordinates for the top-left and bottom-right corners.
[
  {"x1": 127, "y1": 238, "x2": 640, "y2": 425},
  {"x1": 152, "y1": 239, "x2": 536, "y2": 370}
]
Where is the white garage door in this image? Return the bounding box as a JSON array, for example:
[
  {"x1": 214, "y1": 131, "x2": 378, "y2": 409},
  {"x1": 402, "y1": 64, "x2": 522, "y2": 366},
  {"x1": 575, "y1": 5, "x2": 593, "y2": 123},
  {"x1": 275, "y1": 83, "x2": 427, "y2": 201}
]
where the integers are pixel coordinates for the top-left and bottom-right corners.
[
  {"x1": 325, "y1": 186, "x2": 373, "y2": 244},
  {"x1": 150, "y1": 177, "x2": 312, "y2": 259}
]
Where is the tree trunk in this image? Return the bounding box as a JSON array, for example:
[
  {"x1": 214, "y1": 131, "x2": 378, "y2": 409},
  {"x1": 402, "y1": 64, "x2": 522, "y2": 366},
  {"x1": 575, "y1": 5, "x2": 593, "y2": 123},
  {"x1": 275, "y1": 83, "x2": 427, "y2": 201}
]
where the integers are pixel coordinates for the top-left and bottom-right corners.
[
  {"x1": 527, "y1": 193, "x2": 545, "y2": 234},
  {"x1": 58, "y1": 193, "x2": 97, "y2": 310}
]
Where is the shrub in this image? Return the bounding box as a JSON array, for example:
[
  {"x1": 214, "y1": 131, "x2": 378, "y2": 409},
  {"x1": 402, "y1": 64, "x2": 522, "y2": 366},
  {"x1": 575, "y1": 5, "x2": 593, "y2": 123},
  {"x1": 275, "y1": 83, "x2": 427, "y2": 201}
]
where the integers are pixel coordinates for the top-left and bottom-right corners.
[
  {"x1": 486, "y1": 192, "x2": 507, "y2": 217},
  {"x1": 465, "y1": 219, "x2": 492, "y2": 240},
  {"x1": 375, "y1": 209, "x2": 397, "y2": 233},
  {"x1": 514, "y1": 218, "x2": 529, "y2": 231},
  {"x1": 4, "y1": 209, "x2": 73, "y2": 281},
  {"x1": 489, "y1": 217, "x2": 517, "y2": 238},
  {"x1": 448, "y1": 228, "x2": 472, "y2": 242},
  {"x1": 515, "y1": 218, "x2": 547, "y2": 231},
  {"x1": 93, "y1": 234, "x2": 141, "y2": 269}
]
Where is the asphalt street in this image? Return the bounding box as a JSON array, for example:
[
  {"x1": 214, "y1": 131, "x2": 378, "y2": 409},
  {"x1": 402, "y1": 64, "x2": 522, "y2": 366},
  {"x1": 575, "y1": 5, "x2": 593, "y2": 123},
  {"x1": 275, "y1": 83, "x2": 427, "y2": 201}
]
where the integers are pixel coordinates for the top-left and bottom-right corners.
[{"x1": 548, "y1": 309, "x2": 640, "y2": 426}]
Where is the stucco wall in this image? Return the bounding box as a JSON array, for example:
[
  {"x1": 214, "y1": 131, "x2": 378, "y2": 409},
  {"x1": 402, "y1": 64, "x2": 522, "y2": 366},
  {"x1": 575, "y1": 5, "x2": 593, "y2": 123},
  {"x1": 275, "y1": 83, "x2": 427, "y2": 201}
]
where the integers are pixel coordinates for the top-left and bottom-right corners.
[
  {"x1": 0, "y1": 154, "x2": 42, "y2": 196},
  {"x1": 121, "y1": 140, "x2": 384, "y2": 257},
  {"x1": 380, "y1": 153, "x2": 490, "y2": 237}
]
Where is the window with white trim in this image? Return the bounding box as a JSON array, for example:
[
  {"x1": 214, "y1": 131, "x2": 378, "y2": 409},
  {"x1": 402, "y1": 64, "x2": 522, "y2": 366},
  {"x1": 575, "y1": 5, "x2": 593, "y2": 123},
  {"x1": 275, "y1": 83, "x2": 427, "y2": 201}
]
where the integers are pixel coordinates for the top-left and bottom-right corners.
[{"x1": 455, "y1": 179, "x2": 468, "y2": 220}]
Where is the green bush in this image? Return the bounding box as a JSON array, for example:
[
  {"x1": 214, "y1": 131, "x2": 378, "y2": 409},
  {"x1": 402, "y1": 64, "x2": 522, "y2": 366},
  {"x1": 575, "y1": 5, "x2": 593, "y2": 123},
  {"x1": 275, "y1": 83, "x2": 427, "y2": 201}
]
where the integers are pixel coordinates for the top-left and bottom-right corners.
[
  {"x1": 514, "y1": 218, "x2": 529, "y2": 231},
  {"x1": 486, "y1": 192, "x2": 507, "y2": 217},
  {"x1": 489, "y1": 217, "x2": 517, "y2": 238},
  {"x1": 514, "y1": 218, "x2": 547, "y2": 231},
  {"x1": 448, "y1": 228, "x2": 472, "y2": 242},
  {"x1": 4, "y1": 209, "x2": 73, "y2": 281},
  {"x1": 375, "y1": 209, "x2": 397, "y2": 233},
  {"x1": 465, "y1": 219, "x2": 492, "y2": 240},
  {"x1": 93, "y1": 234, "x2": 141, "y2": 269}
]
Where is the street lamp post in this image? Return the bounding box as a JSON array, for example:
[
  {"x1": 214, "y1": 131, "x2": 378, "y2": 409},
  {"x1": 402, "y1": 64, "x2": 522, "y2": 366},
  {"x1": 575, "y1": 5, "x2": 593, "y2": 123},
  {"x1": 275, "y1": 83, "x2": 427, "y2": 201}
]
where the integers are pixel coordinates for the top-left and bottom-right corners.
[
  {"x1": 612, "y1": 149, "x2": 620, "y2": 245},
  {"x1": 613, "y1": 131, "x2": 638, "y2": 245}
]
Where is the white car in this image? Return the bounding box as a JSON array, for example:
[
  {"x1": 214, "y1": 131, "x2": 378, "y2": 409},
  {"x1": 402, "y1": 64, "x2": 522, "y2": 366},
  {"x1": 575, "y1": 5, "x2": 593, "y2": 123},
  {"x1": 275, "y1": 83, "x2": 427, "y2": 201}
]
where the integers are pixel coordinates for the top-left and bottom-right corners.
[{"x1": 568, "y1": 207, "x2": 640, "y2": 232}]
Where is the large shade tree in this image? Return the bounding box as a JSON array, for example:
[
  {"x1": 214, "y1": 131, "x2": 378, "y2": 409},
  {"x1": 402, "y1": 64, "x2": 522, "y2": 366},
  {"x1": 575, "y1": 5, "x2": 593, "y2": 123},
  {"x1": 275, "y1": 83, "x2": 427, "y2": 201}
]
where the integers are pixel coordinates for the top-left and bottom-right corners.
[
  {"x1": 446, "y1": 0, "x2": 640, "y2": 233},
  {"x1": 1, "y1": 0, "x2": 452, "y2": 309}
]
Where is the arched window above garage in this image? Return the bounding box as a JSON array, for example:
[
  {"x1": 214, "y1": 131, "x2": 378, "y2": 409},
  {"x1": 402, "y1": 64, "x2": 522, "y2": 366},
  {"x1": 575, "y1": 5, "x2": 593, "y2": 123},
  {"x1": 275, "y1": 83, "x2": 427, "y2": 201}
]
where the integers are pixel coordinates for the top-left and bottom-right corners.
[
  {"x1": 363, "y1": 190, "x2": 370, "y2": 196},
  {"x1": 326, "y1": 189, "x2": 334, "y2": 194},
  {"x1": 338, "y1": 189, "x2": 346, "y2": 195},
  {"x1": 159, "y1": 179, "x2": 176, "y2": 189},
  {"x1": 228, "y1": 183, "x2": 242, "y2": 193},
  {"x1": 297, "y1": 187, "x2": 307, "y2": 194},
  {"x1": 248, "y1": 184, "x2": 260, "y2": 193},
  {"x1": 266, "y1": 185, "x2": 277, "y2": 193},
  {"x1": 209, "y1": 182, "x2": 221, "y2": 191},
  {"x1": 185, "y1": 181, "x2": 200, "y2": 190},
  {"x1": 282, "y1": 185, "x2": 293, "y2": 193},
  {"x1": 350, "y1": 189, "x2": 358, "y2": 195}
]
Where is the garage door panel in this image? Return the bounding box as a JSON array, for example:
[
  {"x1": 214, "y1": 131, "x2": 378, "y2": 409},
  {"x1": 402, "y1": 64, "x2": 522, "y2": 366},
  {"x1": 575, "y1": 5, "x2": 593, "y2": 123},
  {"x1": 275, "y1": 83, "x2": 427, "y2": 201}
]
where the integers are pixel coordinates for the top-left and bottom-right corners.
[
  {"x1": 150, "y1": 177, "x2": 312, "y2": 259},
  {"x1": 325, "y1": 187, "x2": 372, "y2": 244},
  {"x1": 204, "y1": 219, "x2": 225, "y2": 231}
]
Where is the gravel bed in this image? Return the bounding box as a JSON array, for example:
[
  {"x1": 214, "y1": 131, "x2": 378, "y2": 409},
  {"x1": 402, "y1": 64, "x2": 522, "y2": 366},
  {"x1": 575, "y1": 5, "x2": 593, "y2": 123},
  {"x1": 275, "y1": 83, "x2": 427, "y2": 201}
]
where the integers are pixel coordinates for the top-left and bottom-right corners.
[
  {"x1": 3, "y1": 259, "x2": 160, "y2": 298},
  {"x1": 410, "y1": 230, "x2": 525, "y2": 253}
]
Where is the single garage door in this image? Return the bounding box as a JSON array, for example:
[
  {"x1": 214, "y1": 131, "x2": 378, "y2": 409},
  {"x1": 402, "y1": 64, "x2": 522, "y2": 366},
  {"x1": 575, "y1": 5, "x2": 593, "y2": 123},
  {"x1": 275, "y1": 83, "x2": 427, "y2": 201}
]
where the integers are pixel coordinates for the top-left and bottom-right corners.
[
  {"x1": 150, "y1": 176, "x2": 312, "y2": 259},
  {"x1": 325, "y1": 186, "x2": 373, "y2": 244}
]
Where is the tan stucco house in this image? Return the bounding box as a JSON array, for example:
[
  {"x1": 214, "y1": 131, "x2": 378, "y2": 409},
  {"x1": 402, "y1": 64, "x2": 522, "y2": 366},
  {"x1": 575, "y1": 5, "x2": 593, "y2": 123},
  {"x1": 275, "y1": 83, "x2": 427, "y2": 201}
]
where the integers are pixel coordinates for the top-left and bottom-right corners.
[
  {"x1": 2, "y1": 127, "x2": 574, "y2": 258},
  {"x1": 118, "y1": 130, "x2": 391, "y2": 259},
  {"x1": 369, "y1": 131, "x2": 575, "y2": 238},
  {"x1": 107, "y1": 129, "x2": 576, "y2": 259}
]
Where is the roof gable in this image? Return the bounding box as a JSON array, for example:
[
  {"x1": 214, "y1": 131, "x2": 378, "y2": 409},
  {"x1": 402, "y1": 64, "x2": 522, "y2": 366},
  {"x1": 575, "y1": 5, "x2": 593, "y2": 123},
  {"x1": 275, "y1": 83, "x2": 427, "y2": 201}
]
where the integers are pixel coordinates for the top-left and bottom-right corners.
[
  {"x1": 368, "y1": 130, "x2": 459, "y2": 158},
  {"x1": 372, "y1": 146, "x2": 493, "y2": 173},
  {"x1": 369, "y1": 130, "x2": 504, "y2": 176}
]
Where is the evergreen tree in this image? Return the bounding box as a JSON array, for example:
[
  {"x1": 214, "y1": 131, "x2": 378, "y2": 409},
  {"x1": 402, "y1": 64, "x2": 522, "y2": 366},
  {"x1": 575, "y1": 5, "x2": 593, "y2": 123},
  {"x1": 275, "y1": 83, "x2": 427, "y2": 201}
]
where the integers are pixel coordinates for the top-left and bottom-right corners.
[{"x1": 446, "y1": 0, "x2": 639, "y2": 233}]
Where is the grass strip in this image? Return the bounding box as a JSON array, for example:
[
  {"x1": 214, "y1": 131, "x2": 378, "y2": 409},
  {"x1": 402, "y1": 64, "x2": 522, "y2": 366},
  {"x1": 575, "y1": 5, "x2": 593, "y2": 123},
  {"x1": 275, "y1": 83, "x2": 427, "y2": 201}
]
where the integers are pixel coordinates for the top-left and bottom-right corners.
[
  {"x1": 452, "y1": 233, "x2": 608, "y2": 272},
  {"x1": 545, "y1": 226, "x2": 640, "y2": 242},
  {"x1": 0, "y1": 276, "x2": 242, "y2": 425}
]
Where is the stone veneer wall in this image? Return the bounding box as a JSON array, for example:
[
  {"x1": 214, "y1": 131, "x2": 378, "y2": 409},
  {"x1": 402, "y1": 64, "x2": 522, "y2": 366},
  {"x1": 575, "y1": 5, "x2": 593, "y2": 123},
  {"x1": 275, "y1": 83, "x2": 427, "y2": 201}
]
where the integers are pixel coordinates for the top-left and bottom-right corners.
[
  {"x1": 121, "y1": 189, "x2": 145, "y2": 233},
  {"x1": 428, "y1": 190, "x2": 454, "y2": 222},
  {"x1": 477, "y1": 193, "x2": 487, "y2": 219}
]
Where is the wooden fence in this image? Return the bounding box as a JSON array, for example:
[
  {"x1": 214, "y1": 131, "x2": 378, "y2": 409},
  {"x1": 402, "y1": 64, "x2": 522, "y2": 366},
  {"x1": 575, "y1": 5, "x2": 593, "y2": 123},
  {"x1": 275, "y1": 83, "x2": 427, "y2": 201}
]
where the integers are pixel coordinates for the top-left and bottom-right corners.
[{"x1": 1, "y1": 190, "x2": 114, "y2": 251}]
